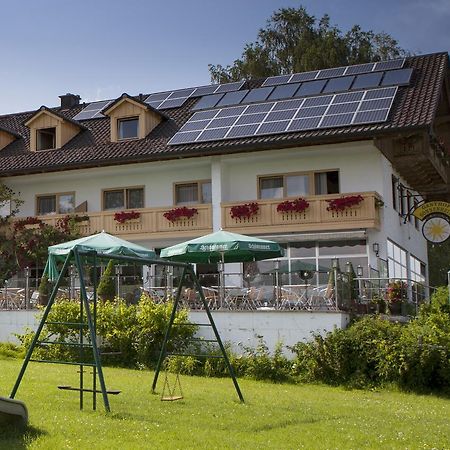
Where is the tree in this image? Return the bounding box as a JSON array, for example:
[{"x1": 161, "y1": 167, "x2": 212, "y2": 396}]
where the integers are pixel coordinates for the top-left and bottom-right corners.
[
  {"x1": 97, "y1": 260, "x2": 116, "y2": 301},
  {"x1": 209, "y1": 6, "x2": 407, "y2": 83}
]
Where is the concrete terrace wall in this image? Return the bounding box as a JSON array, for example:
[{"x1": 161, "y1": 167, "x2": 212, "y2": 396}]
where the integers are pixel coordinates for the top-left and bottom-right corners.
[
  {"x1": 0, "y1": 310, "x2": 39, "y2": 343},
  {"x1": 0, "y1": 310, "x2": 350, "y2": 354}
]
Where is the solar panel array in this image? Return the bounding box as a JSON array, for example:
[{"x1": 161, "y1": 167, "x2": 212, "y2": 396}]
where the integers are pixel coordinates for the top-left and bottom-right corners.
[
  {"x1": 72, "y1": 100, "x2": 113, "y2": 121},
  {"x1": 192, "y1": 68, "x2": 412, "y2": 112},
  {"x1": 262, "y1": 58, "x2": 405, "y2": 87},
  {"x1": 144, "y1": 81, "x2": 245, "y2": 110},
  {"x1": 72, "y1": 81, "x2": 246, "y2": 121},
  {"x1": 167, "y1": 87, "x2": 397, "y2": 146}
]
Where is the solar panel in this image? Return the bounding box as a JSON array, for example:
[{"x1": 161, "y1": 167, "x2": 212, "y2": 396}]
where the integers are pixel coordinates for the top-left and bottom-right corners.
[
  {"x1": 73, "y1": 100, "x2": 113, "y2": 121},
  {"x1": 145, "y1": 88, "x2": 196, "y2": 109},
  {"x1": 191, "y1": 93, "x2": 224, "y2": 111},
  {"x1": 295, "y1": 80, "x2": 327, "y2": 97},
  {"x1": 215, "y1": 81, "x2": 246, "y2": 93},
  {"x1": 374, "y1": 59, "x2": 405, "y2": 71},
  {"x1": 344, "y1": 63, "x2": 376, "y2": 75},
  {"x1": 289, "y1": 71, "x2": 319, "y2": 83},
  {"x1": 240, "y1": 86, "x2": 274, "y2": 104},
  {"x1": 317, "y1": 67, "x2": 347, "y2": 79},
  {"x1": 262, "y1": 75, "x2": 292, "y2": 87},
  {"x1": 268, "y1": 83, "x2": 301, "y2": 101},
  {"x1": 319, "y1": 113, "x2": 354, "y2": 128},
  {"x1": 191, "y1": 85, "x2": 219, "y2": 97},
  {"x1": 351, "y1": 72, "x2": 383, "y2": 90},
  {"x1": 168, "y1": 86, "x2": 397, "y2": 146},
  {"x1": 381, "y1": 68, "x2": 413, "y2": 86},
  {"x1": 261, "y1": 59, "x2": 405, "y2": 88},
  {"x1": 322, "y1": 76, "x2": 355, "y2": 94},
  {"x1": 216, "y1": 90, "x2": 249, "y2": 107}
]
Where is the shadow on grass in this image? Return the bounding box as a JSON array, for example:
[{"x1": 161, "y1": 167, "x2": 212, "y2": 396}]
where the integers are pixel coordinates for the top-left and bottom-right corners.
[{"x1": 0, "y1": 424, "x2": 46, "y2": 450}]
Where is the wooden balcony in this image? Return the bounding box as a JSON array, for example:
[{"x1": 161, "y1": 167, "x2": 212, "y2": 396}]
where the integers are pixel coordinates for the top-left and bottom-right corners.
[
  {"x1": 32, "y1": 204, "x2": 213, "y2": 240},
  {"x1": 221, "y1": 192, "x2": 382, "y2": 234}
]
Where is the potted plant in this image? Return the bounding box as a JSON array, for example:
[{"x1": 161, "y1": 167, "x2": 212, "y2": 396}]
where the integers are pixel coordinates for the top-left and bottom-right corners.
[{"x1": 385, "y1": 280, "x2": 407, "y2": 315}]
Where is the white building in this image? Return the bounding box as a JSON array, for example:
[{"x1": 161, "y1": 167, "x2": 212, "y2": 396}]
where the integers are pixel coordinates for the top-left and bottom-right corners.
[{"x1": 1, "y1": 52, "x2": 449, "y2": 301}]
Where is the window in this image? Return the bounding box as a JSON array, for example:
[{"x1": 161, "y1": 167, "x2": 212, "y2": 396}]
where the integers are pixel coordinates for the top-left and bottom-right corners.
[
  {"x1": 391, "y1": 175, "x2": 398, "y2": 211},
  {"x1": 36, "y1": 127, "x2": 56, "y2": 151},
  {"x1": 387, "y1": 240, "x2": 407, "y2": 278},
  {"x1": 118, "y1": 117, "x2": 139, "y2": 140},
  {"x1": 258, "y1": 170, "x2": 339, "y2": 199},
  {"x1": 36, "y1": 193, "x2": 75, "y2": 215},
  {"x1": 314, "y1": 171, "x2": 339, "y2": 195},
  {"x1": 103, "y1": 187, "x2": 144, "y2": 210},
  {"x1": 175, "y1": 181, "x2": 211, "y2": 205}
]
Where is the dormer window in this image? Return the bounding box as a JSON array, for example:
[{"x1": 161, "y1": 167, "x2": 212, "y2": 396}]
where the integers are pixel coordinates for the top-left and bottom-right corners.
[
  {"x1": 103, "y1": 94, "x2": 166, "y2": 143},
  {"x1": 118, "y1": 117, "x2": 139, "y2": 140},
  {"x1": 37, "y1": 127, "x2": 56, "y2": 151},
  {"x1": 24, "y1": 106, "x2": 84, "y2": 152}
]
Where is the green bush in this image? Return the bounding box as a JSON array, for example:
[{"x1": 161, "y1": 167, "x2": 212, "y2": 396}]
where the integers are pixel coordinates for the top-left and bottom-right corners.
[
  {"x1": 17, "y1": 294, "x2": 197, "y2": 368},
  {"x1": 97, "y1": 260, "x2": 116, "y2": 301}
]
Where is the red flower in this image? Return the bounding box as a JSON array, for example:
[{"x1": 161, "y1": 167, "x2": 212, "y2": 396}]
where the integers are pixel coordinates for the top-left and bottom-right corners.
[
  {"x1": 277, "y1": 198, "x2": 309, "y2": 213},
  {"x1": 114, "y1": 211, "x2": 141, "y2": 224},
  {"x1": 230, "y1": 202, "x2": 259, "y2": 219},
  {"x1": 13, "y1": 217, "x2": 44, "y2": 231},
  {"x1": 163, "y1": 207, "x2": 198, "y2": 223},
  {"x1": 326, "y1": 195, "x2": 364, "y2": 212}
]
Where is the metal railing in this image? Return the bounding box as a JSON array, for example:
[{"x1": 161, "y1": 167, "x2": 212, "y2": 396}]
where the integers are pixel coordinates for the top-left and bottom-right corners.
[{"x1": 0, "y1": 270, "x2": 435, "y2": 315}]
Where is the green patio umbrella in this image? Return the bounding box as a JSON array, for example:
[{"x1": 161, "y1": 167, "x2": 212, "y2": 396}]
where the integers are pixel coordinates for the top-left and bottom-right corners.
[
  {"x1": 161, "y1": 230, "x2": 284, "y2": 306},
  {"x1": 44, "y1": 231, "x2": 156, "y2": 281},
  {"x1": 160, "y1": 230, "x2": 284, "y2": 263}
]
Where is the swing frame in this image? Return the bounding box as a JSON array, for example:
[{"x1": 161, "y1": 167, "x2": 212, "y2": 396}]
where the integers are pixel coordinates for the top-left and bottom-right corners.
[{"x1": 10, "y1": 248, "x2": 244, "y2": 412}]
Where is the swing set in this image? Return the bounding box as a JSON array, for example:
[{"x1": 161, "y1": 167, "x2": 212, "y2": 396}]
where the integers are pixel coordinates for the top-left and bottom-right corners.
[{"x1": 8, "y1": 244, "x2": 244, "y2": 416}]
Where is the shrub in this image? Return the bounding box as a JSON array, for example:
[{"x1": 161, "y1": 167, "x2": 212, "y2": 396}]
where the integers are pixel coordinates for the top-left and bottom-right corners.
[
  {"x1": 17, "y1": 295, "x2": 197, "y2": 368},
  {"x1": 97, "y1": 260, "x2": 116, "y2": 301}
]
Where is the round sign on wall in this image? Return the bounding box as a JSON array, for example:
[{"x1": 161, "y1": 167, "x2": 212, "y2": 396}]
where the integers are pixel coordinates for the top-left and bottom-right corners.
[{"x1": 422, "y1": 215, "x2": 450, "y2": 243}]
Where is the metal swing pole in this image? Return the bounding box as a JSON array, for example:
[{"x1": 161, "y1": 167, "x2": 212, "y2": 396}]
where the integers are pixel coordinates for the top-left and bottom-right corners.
[
  {"x1": 152, "y1": 266, "x2": 188, "y2": 394},
  {"x1": 73, "y1": 249, "x2": 110, "y2": 413},
  {"x1": 10, "y1": 252, "x2": 73, "y2": 399},
  {"x1": 190, "y1": 266, "x2": 245, "y2": 403}
]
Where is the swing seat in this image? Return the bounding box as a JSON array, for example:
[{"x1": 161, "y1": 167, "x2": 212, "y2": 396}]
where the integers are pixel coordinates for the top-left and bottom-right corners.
[
  {"x1": 161, "y1": 395, "x2": 183, "y2": 402},
  {"x1": 0, "y1": 397, "x2": 28, "y2": 426}
]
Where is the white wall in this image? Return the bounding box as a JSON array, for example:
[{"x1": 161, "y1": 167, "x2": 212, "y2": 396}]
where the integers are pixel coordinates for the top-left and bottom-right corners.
[
  {"x1": 220, "y1": 140, "x2": 384, "y2": 202},
  {"x1": 191, "y1": 310, "x2": 350, "y2": 356},
  {"x1": 5, "y1": 158, "x2": 211, "y2": 215},
  {"x1": 1, "y1": 310, "x2": 349, "y2": 356},
  {"x1": 0, "y1": 310, "x2": 38, "y2": 343}
]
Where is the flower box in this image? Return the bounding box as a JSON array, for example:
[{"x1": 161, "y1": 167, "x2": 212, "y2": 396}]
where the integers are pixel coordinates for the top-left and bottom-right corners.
[
  {"x1": 276, "y1": 198, "x2": 309, "y2": 214},
  {"x1": 163, "y1": 207, "x2": 198, "y2": 223},
  {"x1": 230, "y1": 202, "x2": 259, "y2": 220},
  {"x1": 326, "y1": 195, "x2": 364, "y2": 212},
  {"x1": 114, "y1": 210, "x2": 141, "y2": 224}
]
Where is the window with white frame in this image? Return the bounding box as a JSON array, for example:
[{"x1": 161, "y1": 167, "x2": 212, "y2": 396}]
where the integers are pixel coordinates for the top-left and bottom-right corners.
[{"x1": 387, "y1": 240, "x2": 407, "y2": 279}]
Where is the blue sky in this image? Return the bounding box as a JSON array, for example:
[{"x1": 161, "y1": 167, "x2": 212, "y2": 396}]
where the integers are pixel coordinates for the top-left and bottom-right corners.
[{"x1": 0, "y1": 0, "x2": 449, "y2": 115}]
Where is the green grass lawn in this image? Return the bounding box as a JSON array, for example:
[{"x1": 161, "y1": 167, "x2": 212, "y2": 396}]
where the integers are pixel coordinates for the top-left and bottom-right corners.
[{"x1": 1, "y1": 357, "x2": 449, "y2": 449}]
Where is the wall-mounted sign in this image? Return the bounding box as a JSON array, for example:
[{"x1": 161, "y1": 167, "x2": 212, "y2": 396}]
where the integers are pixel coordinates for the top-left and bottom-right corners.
[{"x1": 413, "y1": 201, "x2": 450, "y2": 243}]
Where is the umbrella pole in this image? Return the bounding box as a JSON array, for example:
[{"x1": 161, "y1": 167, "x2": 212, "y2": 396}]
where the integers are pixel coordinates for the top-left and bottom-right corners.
[{"x1": 219, "y1": 253, "x2": 225, "y2": 309}]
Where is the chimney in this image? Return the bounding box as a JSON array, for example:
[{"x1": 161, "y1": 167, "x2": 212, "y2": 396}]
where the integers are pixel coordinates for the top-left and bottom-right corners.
[{"x1": 59, "y1": 93, "x2": 81, "y2": 110}]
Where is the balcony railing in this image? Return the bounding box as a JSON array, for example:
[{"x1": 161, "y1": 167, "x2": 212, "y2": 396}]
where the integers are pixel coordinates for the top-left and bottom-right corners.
[
  {"x1": 28, "y1": 204, "x2": 213, "y2": 239},
  {"x1": 222, "y1": 192, "x2": 382, "y2": 234}
]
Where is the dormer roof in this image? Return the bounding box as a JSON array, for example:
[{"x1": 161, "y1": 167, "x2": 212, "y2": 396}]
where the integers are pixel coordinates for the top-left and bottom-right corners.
[{"x1": 102, "y1": 93, "x2": 169, "y2": 120}]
